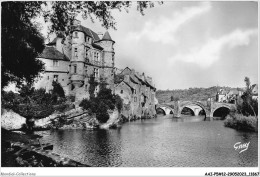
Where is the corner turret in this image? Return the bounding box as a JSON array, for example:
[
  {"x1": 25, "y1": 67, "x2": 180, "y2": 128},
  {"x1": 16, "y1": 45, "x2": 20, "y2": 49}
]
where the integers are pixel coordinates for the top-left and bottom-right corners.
[
  {"x1": 102, "y1": 31, "x2": 115, "y2": 43},
  {"x1": 98, "y1": 31, "x2": 115, "y2": 92}
]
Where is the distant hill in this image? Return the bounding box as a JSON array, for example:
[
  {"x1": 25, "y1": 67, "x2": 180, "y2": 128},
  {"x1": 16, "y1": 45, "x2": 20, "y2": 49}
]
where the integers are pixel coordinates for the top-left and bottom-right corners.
[{"x1": 156, "y1": 86, "x2": 243, "y2": 103}]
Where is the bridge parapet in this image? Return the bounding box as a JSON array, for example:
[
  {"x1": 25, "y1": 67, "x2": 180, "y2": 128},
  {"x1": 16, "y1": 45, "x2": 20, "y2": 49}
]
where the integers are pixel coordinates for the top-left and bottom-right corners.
[{"x1": 157, "y1": 100, "x2": 237, "y2": 118}]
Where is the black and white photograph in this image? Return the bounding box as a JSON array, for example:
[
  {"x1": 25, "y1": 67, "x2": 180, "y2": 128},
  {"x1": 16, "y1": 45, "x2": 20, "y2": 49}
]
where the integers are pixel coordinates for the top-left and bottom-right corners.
[{"x1": 1, "y1": 1, "x2": 259, "y2": 176}]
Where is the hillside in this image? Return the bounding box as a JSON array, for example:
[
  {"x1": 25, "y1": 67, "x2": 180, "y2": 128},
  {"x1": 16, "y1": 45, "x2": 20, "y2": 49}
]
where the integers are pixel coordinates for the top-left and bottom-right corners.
[{"x1": 156, "y1": 86, "x2": 242, "y2": 103}]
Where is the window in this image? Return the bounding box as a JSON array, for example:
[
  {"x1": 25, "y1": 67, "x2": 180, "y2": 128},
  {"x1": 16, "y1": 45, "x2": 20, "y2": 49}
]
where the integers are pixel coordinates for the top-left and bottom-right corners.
[
  {"x1": 73, "y1": 65, "x2": 77, "y2": 74},
  {"x1": 134, "y1": 97, "x2": 137, "y2": 102},
  {"x1": 121, "y1": 90, "x2": 123, "y2": 94},
  {"x1": 85, "y1": 48, "x2": 88, "y2": 58},
  {"x1": 94, "y1": 68, "x2": 99, "y2": 78},
  {"x1": 74, "y1": 31, "x2": 78, "y2": 38},
  {"x1": 94, "y1": 52, "x2": 97, "y2": 61},
  {"x1": 53, "y1": 60, "x2": 59, "y2": 67},
  {"x1": 86, "y1": 37, "x2": 92, "y2": 43},
  {"x1": 47, "y1": 76, "x2": 49, "y2": 80},
  {"x1": 74, "y1": 48, "x2": 78, "y2": 57},
  {"x1": 93, "y1": 52, "x2": 100, "y2": 62},
  {"x1": 96, "y1": 52, "x2": 99, "y2": 61},
  {"x1": 84, "y1": 68, "x2": 88, "y2": 76},
  {"x1": 54, "y1": 75, "x2": 58, "y2": 82},
  {"x1": 134, "y1": 89, "x2": 136, "y2": 94}
]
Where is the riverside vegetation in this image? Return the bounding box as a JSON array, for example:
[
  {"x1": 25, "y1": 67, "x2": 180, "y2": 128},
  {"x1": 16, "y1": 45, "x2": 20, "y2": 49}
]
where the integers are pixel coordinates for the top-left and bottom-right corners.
[
  {"x1": 224, "y1": 77, "x2": 258, "y2": 132},
  {"x1": 1, "y1": 79, "x2": 123, "y2": 167},
  {"x1": 79, "y1": 76, "x2": 123, "y2": 124},
  {"x1": 1, "y1": 81, "x2": 71, "y2": 131},
  {"x1": 2, "y1": 77, "x2": 123, "y2": 131}
]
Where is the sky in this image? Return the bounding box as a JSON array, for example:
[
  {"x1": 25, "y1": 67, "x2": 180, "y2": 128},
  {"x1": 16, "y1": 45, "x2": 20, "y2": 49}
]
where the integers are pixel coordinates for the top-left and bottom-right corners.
[{"x1": 43, "y1": 1, "x2": 258, "y2": 90}]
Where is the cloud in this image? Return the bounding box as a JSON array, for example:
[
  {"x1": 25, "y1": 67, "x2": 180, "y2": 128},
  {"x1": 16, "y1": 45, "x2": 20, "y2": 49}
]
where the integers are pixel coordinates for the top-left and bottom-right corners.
[
  {"x1": 127, "y1": 2, "x2": 211, "y2": 44},
  {"x1": 168, "y1": 28, "x2": 258, "y2": 68}
]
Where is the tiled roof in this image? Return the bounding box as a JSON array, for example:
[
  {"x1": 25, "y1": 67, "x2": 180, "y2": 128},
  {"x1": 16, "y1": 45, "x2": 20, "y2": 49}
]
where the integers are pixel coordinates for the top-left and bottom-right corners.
[
  {"x1": 130, "y1": 76, "x2": 140, "y2": 84},
  {"x1": 114, "y1": 74, "x2": 124, "y2": 84},
  {"x1": 145, "y1": 80, "x2": 156, "y2": 90},
  {"x1": 38, "y1": 47, "x2": 69, "y2": 61},
  {"x1": 123, "y1": 81, "x2": 134, "y2": 91},
  {"x1": 135, "y1": 74, "x2": 146, "y2": 85},
  {"x1": 71, "y1": 25, "x2": 100, "y2": 41},
  {"x1": 115, "y1": 80, "x2": 134, "y2": 92},
  {"x1": 102, "y1": 31, "x2": 114, "y2": 42},
  {"x1": 92, "y1": 43, "x2": 103, "y2": 50},
  {"x1": 119, "y1": 67, "x2": 132, "y2": 75}
]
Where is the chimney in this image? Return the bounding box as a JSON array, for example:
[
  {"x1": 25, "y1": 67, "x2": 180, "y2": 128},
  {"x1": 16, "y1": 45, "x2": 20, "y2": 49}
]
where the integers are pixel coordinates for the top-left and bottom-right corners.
[{"x1": 142, "y1": 72, "x2": 145, "y2": 81}]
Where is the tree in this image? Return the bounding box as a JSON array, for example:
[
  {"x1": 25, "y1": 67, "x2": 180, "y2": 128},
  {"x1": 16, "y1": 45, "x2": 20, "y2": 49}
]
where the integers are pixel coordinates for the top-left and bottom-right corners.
[
  {"x1": 2, "y1": 1, "x2": 162, "y2": 88},
  {"x1": 80, "y1": 84, "x2": 123, "y2": 123},
  {"x1": 1, "y1": 2, "x2": 45, "y2": 88},
  {"x1": 52, "y1": 81, "x2": 65, "y2": 102},
  {"x1": 46, "y1": 1, "x2": 162, "y2": 35},
  {"x1": 239, "y1": 77, "x2": 257, "y2": 117},
  {"x1": 171, "y1": 95, "x2": 180, "y2": 102}
]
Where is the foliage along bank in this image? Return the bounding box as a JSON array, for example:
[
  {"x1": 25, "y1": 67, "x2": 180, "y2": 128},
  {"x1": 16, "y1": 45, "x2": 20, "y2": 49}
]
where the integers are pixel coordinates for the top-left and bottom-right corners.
[{"x1": 224, "y1": 77, "x2": 258, "y2": 132}]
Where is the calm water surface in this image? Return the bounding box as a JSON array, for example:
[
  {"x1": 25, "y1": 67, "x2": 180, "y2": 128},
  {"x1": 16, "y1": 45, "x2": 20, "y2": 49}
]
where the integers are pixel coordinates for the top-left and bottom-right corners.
[{"x1": 39, "y1": 115, "x2": 258, "y2": 167}]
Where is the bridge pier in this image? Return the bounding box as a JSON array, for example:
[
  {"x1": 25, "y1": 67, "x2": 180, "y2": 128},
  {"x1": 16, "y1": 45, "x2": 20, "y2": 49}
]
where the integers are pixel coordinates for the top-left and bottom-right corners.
[
  {"x1": 204, "y1": 117, "x2": 214, "y2": 121},
  {"x1": 194, "y1": 108, "x2": 200, "y2": 116}
]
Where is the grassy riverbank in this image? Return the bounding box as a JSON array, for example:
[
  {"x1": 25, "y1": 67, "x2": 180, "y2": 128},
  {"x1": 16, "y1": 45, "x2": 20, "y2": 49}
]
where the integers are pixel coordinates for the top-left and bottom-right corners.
[{"x1": 224, "y1": 114, "x2": 258, "y2": 132}]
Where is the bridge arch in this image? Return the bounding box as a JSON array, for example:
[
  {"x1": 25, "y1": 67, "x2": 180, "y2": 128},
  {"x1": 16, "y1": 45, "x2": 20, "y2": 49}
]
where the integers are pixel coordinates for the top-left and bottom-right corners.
[
  {"x1": 211, "y1": 103, "x2": 234, "y2": 118},
  {"x1": 156, "y1": 104, "x2": 174, "y2": 115},
  {"x1": 181, "y1": 107, "x2": 195, "y2": 116},
  {"x1": 178, "y1": 101, "x2": 209, "y2": 118}
]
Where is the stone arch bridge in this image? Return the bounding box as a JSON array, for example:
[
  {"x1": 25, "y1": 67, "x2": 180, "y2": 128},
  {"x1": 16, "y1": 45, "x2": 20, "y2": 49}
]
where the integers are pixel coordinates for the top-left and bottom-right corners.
[{"x1": 156, "y1": 100, "x2": 236, "y2": 118}]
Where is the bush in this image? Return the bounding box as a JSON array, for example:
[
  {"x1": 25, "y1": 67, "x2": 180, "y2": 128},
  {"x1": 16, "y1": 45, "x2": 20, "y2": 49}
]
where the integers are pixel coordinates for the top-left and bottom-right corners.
[
  {"x1": 1, "y1": 91, "x2": 20, "y2": 110},
  {"x1": 224, "y1": 114, "x2": 258, "y2": 132},
  {"x1": 79, "y1": 99, "x2": 92, "y2": 111},
  {"x1": 52, "y1": 81, "x2": 65, "y2": 98},
  {"x1": 115, "y1": 95, "x2": 123, "y2": 112},
  {"x1": 1, "y1": 84, "x2": 70, "y2": 120},
  {"x1": 79, "y1": 86, "x2": 123, "y2": 123},
  {"x1": 96, "y1": 101, "x2": 110, "y2": 123}
]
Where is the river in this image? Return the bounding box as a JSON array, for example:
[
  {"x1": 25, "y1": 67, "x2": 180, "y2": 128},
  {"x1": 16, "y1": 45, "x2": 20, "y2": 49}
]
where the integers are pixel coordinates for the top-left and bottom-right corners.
[{"x1": 38, "y1": 115, "x2": 258, "y2": 167}]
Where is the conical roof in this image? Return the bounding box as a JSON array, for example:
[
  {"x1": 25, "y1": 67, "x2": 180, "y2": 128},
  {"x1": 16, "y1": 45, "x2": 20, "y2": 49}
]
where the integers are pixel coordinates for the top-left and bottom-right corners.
[{"x1": 102, "y1": 31, "x2": 114, "y2": 42}]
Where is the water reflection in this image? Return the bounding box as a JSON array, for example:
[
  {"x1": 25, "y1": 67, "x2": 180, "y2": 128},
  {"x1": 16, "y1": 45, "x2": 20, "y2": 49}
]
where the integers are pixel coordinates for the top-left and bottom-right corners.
[
  {"x1": 171, "y1": 116, "x2": 205, "y2": 122},
  {"x1": 40, "y1": 115, "x2": 258, "y2": 167}
]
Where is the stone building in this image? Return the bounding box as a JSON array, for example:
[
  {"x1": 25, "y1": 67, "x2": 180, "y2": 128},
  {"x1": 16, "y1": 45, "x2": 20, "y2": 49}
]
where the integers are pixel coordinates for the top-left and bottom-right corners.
[
  {"x1": 34, "y1": 20, "x2": 115, "y2": 102},
  {"x1": 115, "y1": 67, "x2": 157, "y2": 119},
  {"x1": 216, "y1": 88, "x2": 243, "y2": 104},
  {"x1": 34, "y1": 21, "x2": 157, "y2": 118}
]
